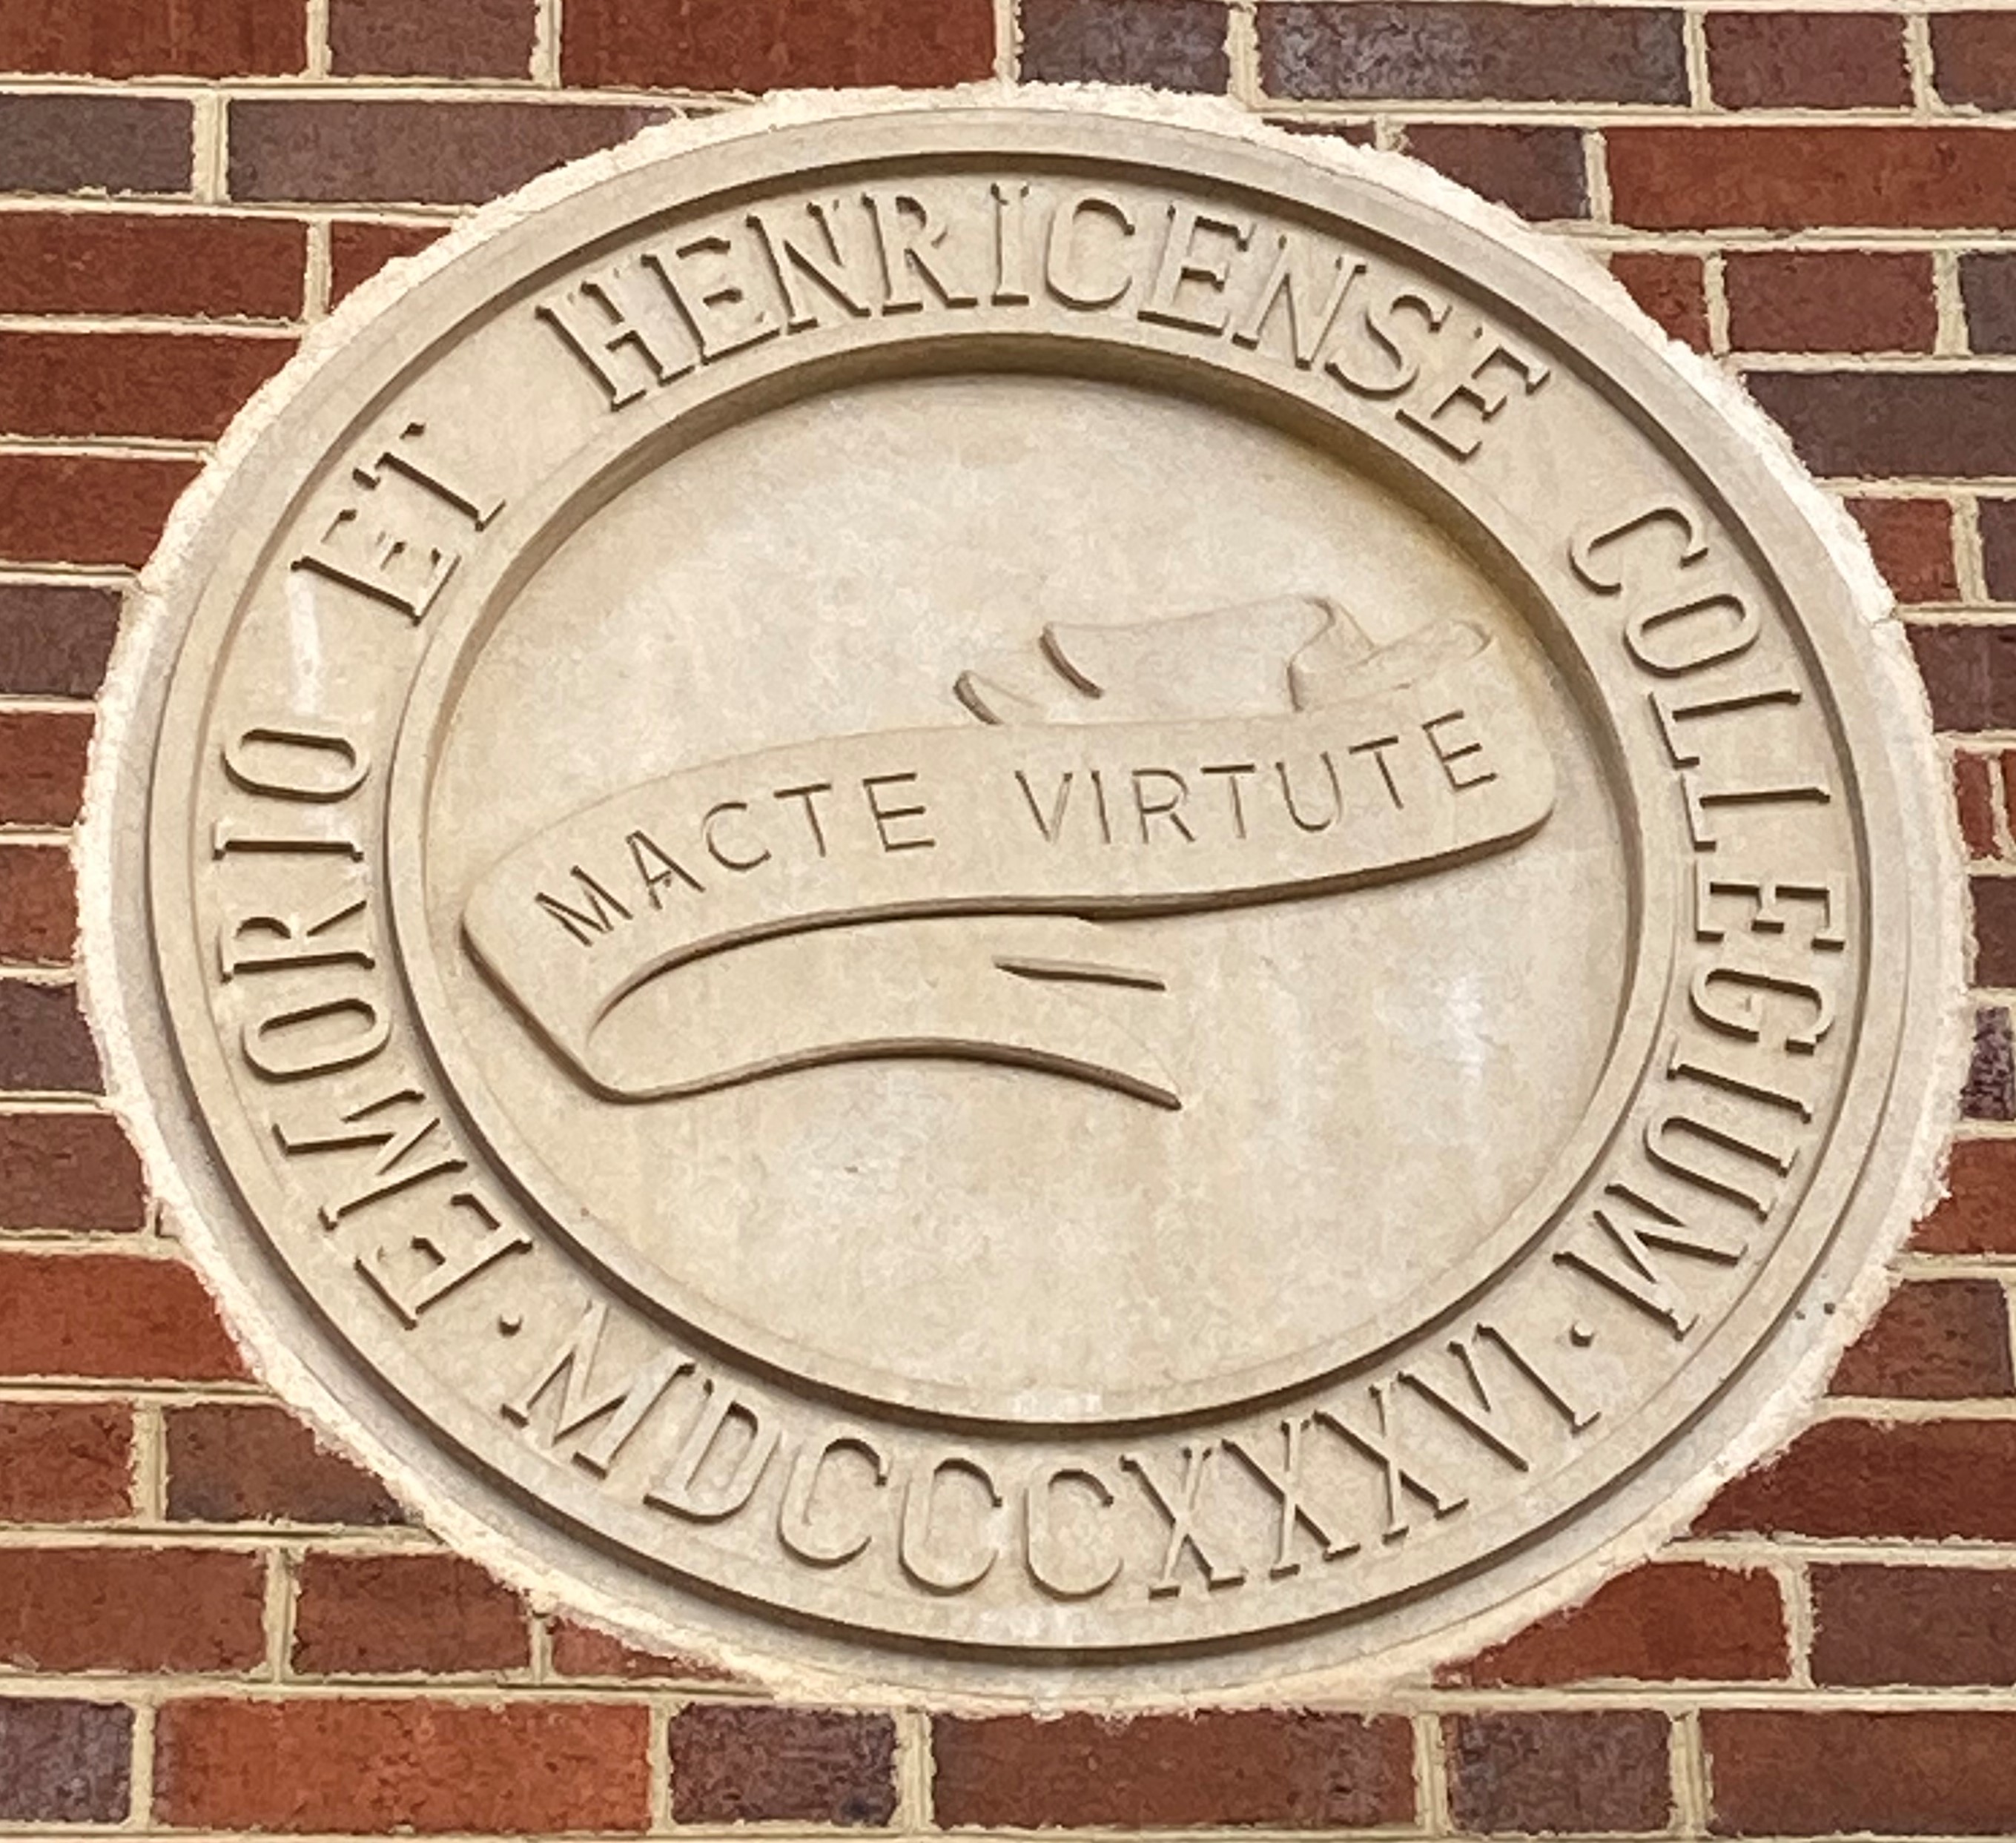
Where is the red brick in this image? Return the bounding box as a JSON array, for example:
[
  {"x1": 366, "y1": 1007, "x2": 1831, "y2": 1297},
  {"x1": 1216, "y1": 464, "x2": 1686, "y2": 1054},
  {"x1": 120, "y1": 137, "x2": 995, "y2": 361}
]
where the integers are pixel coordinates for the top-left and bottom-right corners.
[
  {"x1": 1440, "y1": 1562, "x2": 1787, "y2": 1687},
  {"x1": 1726, "y1": 250, "x2": 1934, "y2": 354},
  {"x1": 228, "y1": 99, "x2": 670, "y2": 206},
  {"x1": 0, "y1": 1252, "x2": 246, "y2": 1382},
  {"x1": 153, "y1": 1697, "x2": 651, "y2": 1833},
  {"x1": 165, "y1": 1400, "x2": 400, "y2": 1523},
  {"x1": 0, "y1": 0, "x2": 302, "y2": 76},
  {"x1": 1260, "y1": 3, "x2": 1685, "y2": 103},
  {"x1": 1910, "y1": 624, "x2": 2016, "y2": 729},
  {"x1": 1610, "y1": 127, "x2": 2016, "y2": 231},
  {"x1": 1976, "y1": 875, "x2": 2016, "y2": 986},
  {"x1": 1400, "y1": 124, "x2": 1587, "y2": 220},
  {"x1": 1849, "y1": 497, "x2": 1959, "y2": 603},
  {"x1": 1696, "y1": 1417, "x2": 2016, "y2": 1540},
  {"x1": 0, "y1": 581, "x2": 121, "y2": 697},
  {"x1": 0, "y1": 454, "x2": 198, "y2": 568},
  {"x1": 0, "y1": 1112, "x2": 144, "y2": 1231},
  {"x1": 1446, "y1": 1710, "x2": 1670, "y2": 1834},
  {"x1": 563, "y1": 0, "x2": 994, "y2": 91},
  {"x1": 1706, "y1": 11, "x2": 1909, "y2": 110},
  {"x1": 1831, "y1": 1277, "x2": 2014, "y2": 1398},
  {"x1": 1966, "y1": 1005, "x2": 2016, "y2": 1120},
  {"x1": 292, "y1": 1553, "x2": 526, "y2": 1675},
  {"x1": 0, "y1": 1700, "x2": 130, "y2": 1822},
  {"x1": 0, "y1": 331, "x2": 291, "y2": 443},
  {"x1": 1608, "y1": 251, "x2": 1708, "y2": 351},
  {"x1": 330, "y1": 0, "x2": 533, "y2": 78},
  {"x1": 0, "y1": 1402, "x2": 131, "y2": 1521},
  {"x1": 1021, "y1": 0, "x2": 1226, "y2": 89},
  {"x1": 0, "y1": 982, "x2": 99, "y2": 1092},
  {"x1": 931, "y1": 1710, "x2": 1414, "y2": 1829},
  {"x1": 1814, "y1": 1566, "x2": 2016, "y2": 1686},
  {"x1": 0, "y1": 1546, "x2": 262, "y2": 1672},
  {"x1": 1934, "y1": 13, "x2": 2016, "y2": 111},
  {"x1": 669, "y1": 1706, "x2": 896, "y2": 1825},
  {"x1": 0, "y1": 95, "x2": 191, "y2": 194},
  {"x1": 1961, "y1": 252, "x2": 2016, "y2": 352},
  {"x1": 1957, "y1": 752, "x2": 2001, "y2": 858},
  {"x1": 0, "y1": 845, "x2": 73, "y2": 964},
  {"x1": 0, "y1": 211, "x2": 304, "y2": 320},
  {"x1": 1746, "y1": 370, "x2": 2016, "y2": 479},
  {"x1": 546, "y1": 1618, "x2": 736, "y2": 1683},
  {"x1": 0, "y1": 708, "x2": 87, "y2": 826},
  {"x1": 1917, "y1": 1137, "x2": 2016, "y2": 1252},
  {"x1": 1980, "y1": 499, "x2": 2016, "y2": 600},
  {"x1": 1703, "y1": 1708, "x2": 2016, "y2": 1836},
  {"x1": 329, "y1": 219, "x2": 447, "y2": 302}
]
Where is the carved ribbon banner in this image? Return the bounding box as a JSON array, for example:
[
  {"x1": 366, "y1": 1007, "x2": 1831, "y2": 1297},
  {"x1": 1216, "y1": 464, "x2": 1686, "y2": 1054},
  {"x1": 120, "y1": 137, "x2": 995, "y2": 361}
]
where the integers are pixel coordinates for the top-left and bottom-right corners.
[{"x1": 462, "y1": 598, "x2": 1556, "y2": 1108}]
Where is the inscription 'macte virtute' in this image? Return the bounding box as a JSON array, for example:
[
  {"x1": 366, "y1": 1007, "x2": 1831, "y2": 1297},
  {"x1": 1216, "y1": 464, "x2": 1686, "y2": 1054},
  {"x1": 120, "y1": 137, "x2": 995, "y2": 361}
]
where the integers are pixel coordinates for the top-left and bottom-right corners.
[{"x1": 83, "y1": 93, "x2": 1960, "y2": 1702}]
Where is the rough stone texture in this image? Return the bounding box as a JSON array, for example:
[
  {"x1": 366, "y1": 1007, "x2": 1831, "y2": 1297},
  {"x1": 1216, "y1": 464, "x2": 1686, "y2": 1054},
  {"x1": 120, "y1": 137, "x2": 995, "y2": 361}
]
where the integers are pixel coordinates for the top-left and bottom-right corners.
[
  {"x1": 0, "y1": 582, "x2": 122, "y2": 698},
  {"x1": 0, "y1": 1546, "x2": 264, "y2": 1672},
  {"x1": 932, "y1": 1710, "x2": 1415, "y2": 1827},
  {"x1": 165, "y1": 1401, "x2": 403, "y2": 1524},
  {"x1": 669, "y1": 1706, "x2": 897, "y2": 1824},
  {"x1": 1814, "y1": 1566, "x2": 2016, "y2": 1687},
  {"x1": 291, "y1": 1552, "x2": 528, "y2": 1675},
  {"x1": 0, "y1": 1699, "x2": 133, "y2": 1824},
  {"x1": 1705, "y1": 10, "x2": 1910, "y2": 110},
  {"x1": 1398, "y1": 124, "x2": 1587, "y2": 219},
  {"x1": 1831, "y1": 1277, "x2": 2015, "y2": 1399},
  {"x1": 1444, "y1": 1710, "x2": 1672, "y2": 1834},
  {"x1": 0, "y1": 1403, "x2": 132, "y2": 1522},
  {"x1": 1725, "y1": 251, "x2": 1935, "y2": 354},
  {"x1": 329, "y1": 0, "x2": 535, "y2": 79},
  {"x1": 1020, "y1": 0, "x2": 1228, "y2": 91},
  {"x1": 0, "y1": 1112, "x2": 145, "y2": 1231}
]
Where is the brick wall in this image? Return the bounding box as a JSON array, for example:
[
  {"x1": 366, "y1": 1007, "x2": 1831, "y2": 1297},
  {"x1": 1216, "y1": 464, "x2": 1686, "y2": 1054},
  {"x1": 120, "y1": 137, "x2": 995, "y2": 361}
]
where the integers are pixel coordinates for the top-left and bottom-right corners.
[{"x1": 1, "y1": 0, "x2": 2013, "y2": 1835}]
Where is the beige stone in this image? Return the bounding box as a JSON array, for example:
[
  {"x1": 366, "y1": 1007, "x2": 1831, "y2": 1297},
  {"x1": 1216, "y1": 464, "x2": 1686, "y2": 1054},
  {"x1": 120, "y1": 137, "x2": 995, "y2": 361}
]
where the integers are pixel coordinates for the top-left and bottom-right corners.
[{"x1": 80, "y1": 87, "x2": 1966, "y2": 1704}]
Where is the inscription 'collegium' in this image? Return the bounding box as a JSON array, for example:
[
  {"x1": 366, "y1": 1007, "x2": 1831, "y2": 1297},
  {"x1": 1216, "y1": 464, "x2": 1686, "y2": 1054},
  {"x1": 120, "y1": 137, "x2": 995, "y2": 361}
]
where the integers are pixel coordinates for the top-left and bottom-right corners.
[{"x1": 84, "y1": 92, "x2": 1962, "y2": 1701}]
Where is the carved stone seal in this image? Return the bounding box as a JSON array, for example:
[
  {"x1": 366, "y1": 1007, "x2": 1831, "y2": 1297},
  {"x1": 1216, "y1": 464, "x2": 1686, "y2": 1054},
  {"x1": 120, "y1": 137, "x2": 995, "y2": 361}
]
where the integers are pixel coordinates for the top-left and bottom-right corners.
[{"x1": 83, "y1": 89, "x2": 1966, "y2": 1701}]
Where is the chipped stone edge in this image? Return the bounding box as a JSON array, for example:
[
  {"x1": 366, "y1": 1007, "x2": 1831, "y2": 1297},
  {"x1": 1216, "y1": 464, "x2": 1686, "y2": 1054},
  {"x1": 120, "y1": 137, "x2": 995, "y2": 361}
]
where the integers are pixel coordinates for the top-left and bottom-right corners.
[{"x1": 77, "y1": 82, "x2": 1974, "y2": 1714}]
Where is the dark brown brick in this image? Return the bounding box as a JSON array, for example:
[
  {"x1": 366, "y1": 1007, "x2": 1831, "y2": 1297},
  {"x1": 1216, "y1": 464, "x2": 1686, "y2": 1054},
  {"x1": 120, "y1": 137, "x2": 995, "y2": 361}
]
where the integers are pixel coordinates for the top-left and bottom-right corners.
[
  {"x1": 0, "y1": 1546, "x2": 262, "y2": 1672},
  {"x1": 1917, "y1": 1137, "x2": 2016, "y2": 1252},
  {"x1": 1814, "y1": 1566, "x2": 2016, "y2": 1687},
  {"x1": 1697, "y1": 1417, "x2": 2016, "y2": 1540},
  {"x1": 669, "y1": 1706, "x2": 896, "y2": 1826},
  {"x1": 0, "y1": 0, "x2": 302, "y2": 76},
  {"x1": 329, "y1": 219, "x2": 448, "y2": 302},
  {"x1": 1445, "y1": 1710, "x2": 1670, "y2": 1835},
  {"x1": 0, "y1": 581, "x2": 121, "y2": 696},
  {"x1": 1910, "y1": 624, "x2": 2016, "y2": 727},
  {"x1": 1021, "y1": 0, "x2": 1227, "y2": 90},
  {"x1": 1608, "y1": 251, "x2": 1708, "y2": 351},
  {"x1": 1706, "y1": 11, "x2": 1910, "y2": 110},
  {"x1": 0, "y1": 454, "x2": 198, "y2": 568},
  {"x1": 330, "y1": 0, "x2": 533, "y2": 77},
  {"x1": 154, "y1": 1698, "x2": 651, "y2": 1833},
  {"x1": 0, "y1": 708, "x2": 87, "y2": 825},
  {"x1": 0, "y1": 1699, "x2": 131, "y2": 1823},
  {"x1": 0, "y1": 1402, "x2": 131, "y2": 1521},
  {"x1": 1259, "y1": 4, "x2": 1686, "y2": 104},
  {"x1": 1267, "y1": 118, "x2": 1378, "y2": 145},
  {"x1": 1703, "y1": 1708, "x2": 2016, "y2": 1835},
  {"x1": 165, "y1": 1400, "x2": 400, "y2": 1523},
  {"x1": 0, "y1": 982, "x2": 99, "y2": 1092},
  {"x1": 1961, "y1": 253, "x2": 2016, "y2": 353},
  {"x1": 0, "y1": 331, "x2": 291, "y2": 442},
  {"x1": 562, "y1": 0, "x2": 994, "y2": 90},
  {"x1": 0, "y1": 211, "x2": 304, "y2": 320},
  {"x1": 1966, "y1": 1005, "x2": 2015, "y2": 1120},
  {"x1": 1745, "y1": 371, "x2": 2016, "y2": 479},
  {"x1": 1934, "y1": 13, "x2": 2016, "y2": 111},
  {"x1": 1725, "y1": 250, "x2": 1934, "y2": 354},
  {"x1": 292, "y1": 1553, "x2": 526, "y2": 1675},
  {"x1": 932, "y1": 1710, "x2": 1414, "y2": 1829},
  {"x1": 0, "y1": 1111, "x2": 143, "y2": 1231},
  {"x1": 0, "y1": 845, "x2": 74, "y2": 964},
  {"x1": 547, "y1": 1619, "x2": 736, "y2": 1683},
  {"x1": 228, "y1": 98, "x2": 670, "y2": 206},
  {"x1": 1400, "y1": 124, "x2": 1587, "y2": 219},
  {"x1": 1441, "y1": 1562, "x2": 1787, "y2": 1687},
  {"x1": 1610, "y1": 127, "x2": 2016, "y2": 231},
  {"x1": 1980, "y1": 500, "x2": 2016, "y2": 600},
  {"x1": 1849, "y1": 497, "x2": 1959, "y2": 603},
  {"x1": 0, "y1": 1252, "x2": 247, "y2": 1383},
  {"x1": 0, "y1": 95, "x2": 191, "y2": 194},
  {"x1": 1978, "y1": 876, "x2": 2016, "y2": 987},
  {"x1": 1831, "y1": 1277, "x2": 2015, "y2": 1398}
]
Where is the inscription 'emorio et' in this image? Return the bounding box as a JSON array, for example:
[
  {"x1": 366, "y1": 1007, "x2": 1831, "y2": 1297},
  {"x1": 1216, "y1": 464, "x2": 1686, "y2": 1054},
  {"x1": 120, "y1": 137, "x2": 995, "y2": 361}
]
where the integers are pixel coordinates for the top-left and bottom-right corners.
[{"x1": 85, "y1": 96, "x2": 1960, "y2": 1701}]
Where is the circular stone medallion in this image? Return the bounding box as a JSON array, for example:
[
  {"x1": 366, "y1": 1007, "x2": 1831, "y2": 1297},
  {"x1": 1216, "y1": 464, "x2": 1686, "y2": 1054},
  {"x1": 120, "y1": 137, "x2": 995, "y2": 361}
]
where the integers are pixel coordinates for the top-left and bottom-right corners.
[{"x1": 86, "y1": 91, "x2": 1964, "y2": 1700}]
